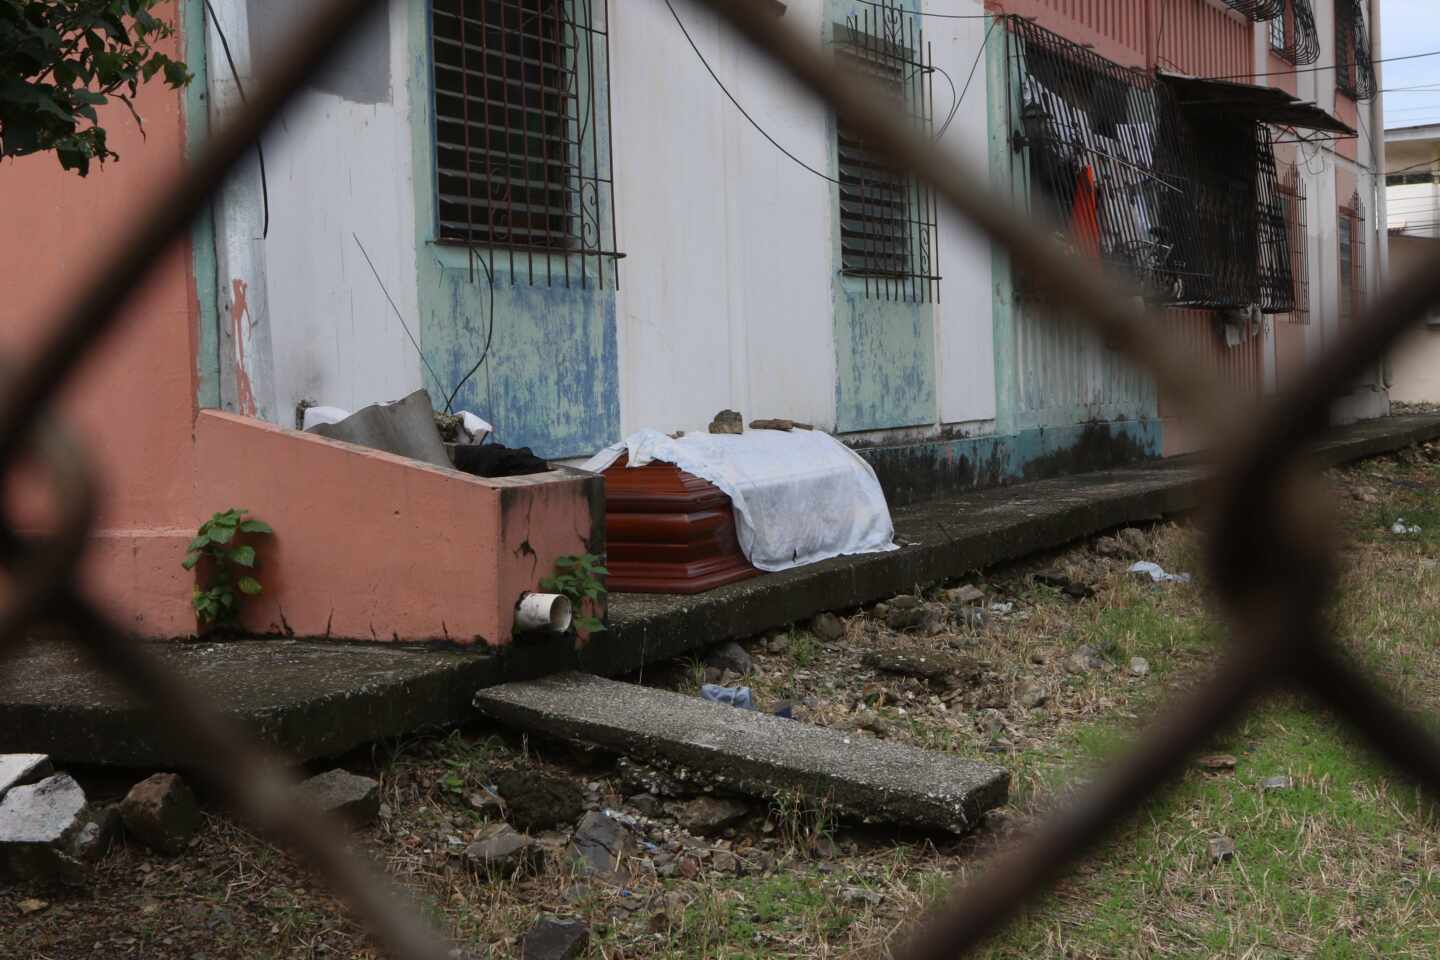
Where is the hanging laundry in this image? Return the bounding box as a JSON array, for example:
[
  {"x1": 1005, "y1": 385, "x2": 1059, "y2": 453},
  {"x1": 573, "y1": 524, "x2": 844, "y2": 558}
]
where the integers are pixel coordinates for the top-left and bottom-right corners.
[{"x1": 1071, "y1": 164, "x2": 1102, "y2": 259}]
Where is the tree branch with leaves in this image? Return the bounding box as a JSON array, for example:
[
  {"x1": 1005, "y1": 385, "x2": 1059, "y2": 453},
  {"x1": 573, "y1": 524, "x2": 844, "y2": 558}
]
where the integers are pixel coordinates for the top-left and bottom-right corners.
[{"x1": 0, "y1": 0, "x2": 190, "y2": 175}]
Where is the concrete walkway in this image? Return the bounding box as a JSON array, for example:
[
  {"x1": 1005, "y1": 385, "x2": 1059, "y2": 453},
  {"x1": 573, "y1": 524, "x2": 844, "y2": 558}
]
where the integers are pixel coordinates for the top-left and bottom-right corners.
[{"x1": 4, "y1": 413, "x2": 1437, "y2": 766}]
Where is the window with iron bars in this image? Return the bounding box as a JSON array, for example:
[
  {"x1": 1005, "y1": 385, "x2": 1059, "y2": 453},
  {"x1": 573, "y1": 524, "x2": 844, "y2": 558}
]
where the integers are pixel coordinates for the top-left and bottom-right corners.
[
  {"x1": 1221, "y1": 0, "x2": 1284, "y2": 21},
  {"x1": 430, "y1": 0, "x2": 622, "y2": 288},
  {"x1": 1278, "y1": 162, "x2": 1309, "y2": 324},
  {"x1": 1338, "y1": 193, "x2": 1366, "y2": 328},
  {"x1": 833, "y1": 1, "x2": 940, "y2": 303},
  {"x1": 1335, "y1": 0, "x2": 1376, "y2": 101},
  {"x1": 1269, "y1": 0, "x2": 1320, "y2": 66}
]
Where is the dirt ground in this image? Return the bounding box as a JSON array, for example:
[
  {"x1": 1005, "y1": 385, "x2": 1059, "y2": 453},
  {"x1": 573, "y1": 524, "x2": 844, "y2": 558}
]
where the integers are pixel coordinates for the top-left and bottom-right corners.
[{"x1": 5, "y1": 443, "x2": 1440, "y2": 958}]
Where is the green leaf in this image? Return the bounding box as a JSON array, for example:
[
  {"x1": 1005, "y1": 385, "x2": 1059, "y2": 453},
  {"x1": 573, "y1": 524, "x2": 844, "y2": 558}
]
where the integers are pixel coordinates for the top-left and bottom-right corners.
[
  {"x1": 207, "y1": 524, "x2": 236, "y2": 545},
  {"x1": 181, "y1": 551, "x2": 200, "y2": 571},
  {"x1": 237, "y1": 576, "x2": 263, "y2": 596},
  {"x1": 238, "y1": 519, "x2": 273, "y2": 535},
  {"x1": 228, "y1": 545, "x2": 256, "y2": 567},
  {"x1": 186, "y1": 534, "x2": 209, "y2": 552}
]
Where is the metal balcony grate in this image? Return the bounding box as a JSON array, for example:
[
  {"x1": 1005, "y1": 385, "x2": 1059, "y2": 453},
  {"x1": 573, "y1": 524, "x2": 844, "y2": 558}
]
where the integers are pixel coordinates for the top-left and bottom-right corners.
[
  {"x1": 1269, "y1": 0, "x2": 1320, "y2": 67},
  {"x1": 1008, "y1": 17, "x2": 1294, "y2": 313},
  {"x1": 430, "y1": 0, "x2": 622, "y2": 288},
  {"x1": 834, "y1": 1, "x2": 940, "y2": 304},
  {"x1": 1220, "y1": 0, "x2": 1285, "y2": 21}
]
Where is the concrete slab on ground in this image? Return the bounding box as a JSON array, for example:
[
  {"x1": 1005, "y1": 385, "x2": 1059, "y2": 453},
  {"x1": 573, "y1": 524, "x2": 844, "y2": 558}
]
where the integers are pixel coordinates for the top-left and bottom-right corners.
[
  {"x1": 3, "y1": 413, "x2": 1437, "y2": 766},
  {"x1": 475, "y1": 673, "x2": 1008, "y2": 834}
]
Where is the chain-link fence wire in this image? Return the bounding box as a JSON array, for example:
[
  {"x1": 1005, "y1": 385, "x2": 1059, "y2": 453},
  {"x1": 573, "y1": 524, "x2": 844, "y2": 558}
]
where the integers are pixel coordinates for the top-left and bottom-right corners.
[{"x1": 4, "y1": 1, "x2": 1439, "y2": 958}]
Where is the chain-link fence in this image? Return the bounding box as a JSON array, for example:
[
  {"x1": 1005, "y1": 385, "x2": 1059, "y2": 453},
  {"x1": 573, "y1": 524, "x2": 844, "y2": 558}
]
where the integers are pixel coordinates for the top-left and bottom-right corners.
[{"x1": 4, "y1": 2, "x2": 1437, "y2": 958}]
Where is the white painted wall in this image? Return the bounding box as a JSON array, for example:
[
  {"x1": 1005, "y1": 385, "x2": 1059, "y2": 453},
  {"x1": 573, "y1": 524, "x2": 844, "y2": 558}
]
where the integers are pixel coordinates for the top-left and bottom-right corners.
[
  {"x1": 930, "y1": 4, "x2": 997, "y2": 426},
  {"x1": 219, "y1": 1, "x2": 423, "y2": 425},
  {"x1": 233, "y1": 0, "x2": 996, "y2": 442}
]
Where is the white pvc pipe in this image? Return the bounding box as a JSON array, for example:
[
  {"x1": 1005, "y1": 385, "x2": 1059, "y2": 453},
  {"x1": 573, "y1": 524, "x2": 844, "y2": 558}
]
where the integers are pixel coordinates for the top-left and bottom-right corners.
[{"x1": 516, "y1": 593, "x2": 572, "y2": 633}]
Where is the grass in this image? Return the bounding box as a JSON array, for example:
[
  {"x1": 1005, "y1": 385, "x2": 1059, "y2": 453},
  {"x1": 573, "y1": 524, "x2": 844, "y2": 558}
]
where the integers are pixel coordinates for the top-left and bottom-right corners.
[{"x1": 7, "y1": 448, "x2": 1440, "y2": 958}]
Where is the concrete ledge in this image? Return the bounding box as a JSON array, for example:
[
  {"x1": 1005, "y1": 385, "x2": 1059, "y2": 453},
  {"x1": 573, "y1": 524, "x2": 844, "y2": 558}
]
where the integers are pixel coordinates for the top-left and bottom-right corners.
[
  {"x1": 475, "y1": 673, "x2": 1009, "y2": 834},
  {"x1": 4, "y1": 413, "x2": 1437, "y2": 767}
]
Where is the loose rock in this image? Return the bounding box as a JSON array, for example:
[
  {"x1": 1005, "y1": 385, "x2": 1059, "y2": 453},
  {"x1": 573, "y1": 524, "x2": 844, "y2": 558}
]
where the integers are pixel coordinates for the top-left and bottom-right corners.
[
  {"x1": 0, "y1": 772, "x2": 93, "y2": 884},
  {"x1": 1129, "y1": 656, "x2": 1151, "y2": 677},
  {"x1": 70, "y1": 804, "x2": 119, "y2": 862},
  {"x1": 569, "y1": 811, "x2": 637, "y2": 881},
  {"x1": 1117, "y1": 527, "x2": 1148, "y2": 553},
  {"x1": 0, "y1": 754, "x2": 53, "y2": 802},
  {"x1": 627, "y1": 793, "x2": 662, "y2": 817},
  {"x1": 1209, "y1": 836, "x2": 1237, "y2": 863},
  {"x1": 296, "y1": 769, "x2": 381, "y2": 825},
  {"x1": 765, "y1": 634, "x2": 792, "y2": 655},
  {"x1": 495, "y1": 769, "x2": 586, "y2": 832},
  {"x1": 1065, "y1": 646, "x2": 1105, "y2": 675},
  {"x1": 863, "y1": 649, "x2": 980, "y2": 684},
  {"x1": 704, "y1": 641, "x2": 753, "y2": 677},
  {"x1": 17, "y1": 897, "x2": 47, "y2": 915},
  {"x1": 120, "y1": 773, "x2": 200, "y2": 856},
  {"x1": 674, "y1": 796, "x2": 750, "y2": 835},
  {"x1": 463, "y1": 822, "x2": 537, "y2": 877},
  {"x1": 710, "y1": 849, "x2": 739, "y2": 874},
  {"x1": 1196, "y1": 754, "x2": 1238, "y2": 771},
  {"x1": 707, "y1": 410, "x2": 744, "y2": 435},
  {"x1": 945, "y1": 584, "x2": 986, "y2": 606},
  {"x1": 809, "y1": 612, "x2": 845, "y2": 642},
  {"x1": 1019, "y1": 684, "x2": 1048, "y2": 709},
  {"x1": 1260, "y1": 775, "x2": 1294, "y2": 792},
  {"x1": 519, "y1": 917, "x2": 590, "y2": 960}
]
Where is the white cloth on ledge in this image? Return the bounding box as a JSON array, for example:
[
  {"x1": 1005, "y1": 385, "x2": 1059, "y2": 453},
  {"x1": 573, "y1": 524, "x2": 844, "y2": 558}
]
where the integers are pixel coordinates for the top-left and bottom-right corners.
[{"x1": 581, "y1": 428, "x2": 898, "y2": 572}]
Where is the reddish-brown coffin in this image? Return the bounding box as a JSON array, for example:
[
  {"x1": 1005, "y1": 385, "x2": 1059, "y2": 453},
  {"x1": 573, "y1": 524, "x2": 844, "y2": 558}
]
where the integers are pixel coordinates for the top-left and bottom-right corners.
[{"x1": 601, "y1": 454, "x2": 759, "y2": 593}]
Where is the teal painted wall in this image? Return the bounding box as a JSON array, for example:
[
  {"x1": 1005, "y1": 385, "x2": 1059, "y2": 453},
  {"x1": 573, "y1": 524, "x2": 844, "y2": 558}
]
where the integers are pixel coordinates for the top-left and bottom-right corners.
[
  {"x1": 405, "y1": 2, "x2": 619, "y2": 459},
  {"x1": 829, "y1": 0, "x2": 937, "y2": 434},
  {"x1": 183, "y1": 0, "x2": 221, "y2": 410}
]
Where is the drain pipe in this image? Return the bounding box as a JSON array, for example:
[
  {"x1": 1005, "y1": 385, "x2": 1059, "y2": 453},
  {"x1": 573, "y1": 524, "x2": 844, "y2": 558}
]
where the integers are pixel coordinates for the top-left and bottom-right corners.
[{"x1": 516, "y1": 593, "x2": 573, "y2": 634}]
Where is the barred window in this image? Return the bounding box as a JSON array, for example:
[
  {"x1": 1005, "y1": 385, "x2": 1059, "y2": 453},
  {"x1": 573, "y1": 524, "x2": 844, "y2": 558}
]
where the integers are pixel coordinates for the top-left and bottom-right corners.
[
  {"x1": 834, "y1": 1, "x2": 940, "y2": 303},
  {"x1": 430, "y1": 0, "x2": 622, "y2": 286},
  {"x1": 1268, "y1": 0, "x2": 1321, "y2": 66},
  {"x1": 1335, "y1": 0, "x2": 1376, "y2": 101},
  {"x1": 1278, "y1": 164, "x2": 1309, "y2": 325},
  {"x1": 1338, "y1": 194, "x2": 1366, "y2": 327}
]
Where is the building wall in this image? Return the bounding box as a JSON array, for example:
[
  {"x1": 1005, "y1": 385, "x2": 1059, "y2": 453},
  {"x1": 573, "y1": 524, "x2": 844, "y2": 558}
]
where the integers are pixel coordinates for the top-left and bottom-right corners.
[
  {"x1": 1387, "y1": 234, "x2": 1440, "y2": 403},
  {"x1": 234, "y1": 0, "x2": 997, "y2": 460}
]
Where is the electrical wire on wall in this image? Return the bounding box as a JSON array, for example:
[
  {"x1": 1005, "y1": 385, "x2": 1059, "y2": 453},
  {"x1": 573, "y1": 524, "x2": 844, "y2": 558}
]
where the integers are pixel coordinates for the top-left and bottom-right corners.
[
  {"x1": 202, "y1": 0, "x2": 270, "y2": 238},
  {"x1": 445, "y1": 248, "x2": 497, "y2": 418},
  {"x1": 935, "y1": 16, "x2": 997, "y2": 142}
]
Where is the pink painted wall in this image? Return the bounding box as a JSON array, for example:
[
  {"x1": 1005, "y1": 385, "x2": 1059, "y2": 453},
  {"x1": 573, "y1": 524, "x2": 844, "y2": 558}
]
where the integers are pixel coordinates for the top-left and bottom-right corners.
[{"x1": 193, "y1": 412, "x2": 597, "y2": 644}]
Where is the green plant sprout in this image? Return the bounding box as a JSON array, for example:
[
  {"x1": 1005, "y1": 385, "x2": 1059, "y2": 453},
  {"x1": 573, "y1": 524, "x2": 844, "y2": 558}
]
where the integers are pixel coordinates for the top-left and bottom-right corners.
[
  {"x1": 539, "y1": 553, "x2": 608, "y2": 634},
  {"x1": 182, "y1": 508, "x2": 273, "y2": 628}
]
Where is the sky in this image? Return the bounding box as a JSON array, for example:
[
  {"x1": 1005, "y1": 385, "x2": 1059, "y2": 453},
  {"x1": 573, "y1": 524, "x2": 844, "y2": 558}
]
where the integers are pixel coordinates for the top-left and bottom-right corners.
[{"x1": 1380, "y1": 0, "x2": 1440, "y2": 131}]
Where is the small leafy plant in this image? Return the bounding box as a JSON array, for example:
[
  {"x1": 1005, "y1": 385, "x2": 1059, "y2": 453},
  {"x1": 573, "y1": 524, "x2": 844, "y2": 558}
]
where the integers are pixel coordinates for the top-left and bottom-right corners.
[
  {"x1": 539, "y1": 553, "x2": 608, "y2": 634},
  {"x1": 182, "y1": 508, "x2": 273, "y2": 628}
]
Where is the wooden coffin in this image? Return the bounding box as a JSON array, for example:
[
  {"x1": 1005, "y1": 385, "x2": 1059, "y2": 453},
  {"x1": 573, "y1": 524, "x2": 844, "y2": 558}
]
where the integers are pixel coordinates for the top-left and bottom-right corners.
[{"x1": 601, "y1": 453, "x2": 759, "y2": 594}]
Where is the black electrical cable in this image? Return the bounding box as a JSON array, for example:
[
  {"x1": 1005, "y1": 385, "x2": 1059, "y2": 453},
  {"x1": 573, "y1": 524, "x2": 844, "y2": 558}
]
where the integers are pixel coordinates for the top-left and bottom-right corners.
[
  {"x1": 936, "y1": 17, "x2": 997, "y2": 142},
  {"x1": 1199, "y1": 47, "x2": 1440, "y2": 83},
  {"x1": 444, "y1": 249, "x2": 497, "y2": 414},
  {"x1": 202, "y1": 0, "x2": 270, "y2": 239},
  {"x1": 663, "y1": 0, "x2": 839, "y2": 185},
  {"x1": 352, "y1": 233, "x2": 450, "y2": 412}
]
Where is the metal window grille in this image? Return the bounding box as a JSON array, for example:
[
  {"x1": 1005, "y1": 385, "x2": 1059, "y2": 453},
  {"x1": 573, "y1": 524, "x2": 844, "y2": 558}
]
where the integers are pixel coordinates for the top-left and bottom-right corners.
[
  {"x1": 430, "y1": 0, "x2": 622, "y2": 288},
  {"x1": 1335, "y1": 0, "x2": 1376, "y2": 101},
  {"x1": 1270, "y1": 0, "x2": 1320, "y2": 66},
  {"x1": 1221, "y1": 0, "x2": 1285, "y2": 21},
  {"x1": 1338, "y1": 192, "x2": 1366, "y2": 327},
  {"x1": 1278, "y1": 162, "x2": 1310, "y2": 324},
  {"x1": 1008, "y1": 18, "x2": 1293, "y2": 313},
  {"x1": 834, "y1": 0, "x2": 940, "y2": 303}
]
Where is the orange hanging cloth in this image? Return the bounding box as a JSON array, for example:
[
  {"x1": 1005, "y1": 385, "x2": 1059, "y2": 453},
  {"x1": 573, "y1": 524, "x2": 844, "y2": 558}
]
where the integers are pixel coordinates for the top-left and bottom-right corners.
[{"x1": 1070, "y1": 164, "x2": 1102, "y2": 259}]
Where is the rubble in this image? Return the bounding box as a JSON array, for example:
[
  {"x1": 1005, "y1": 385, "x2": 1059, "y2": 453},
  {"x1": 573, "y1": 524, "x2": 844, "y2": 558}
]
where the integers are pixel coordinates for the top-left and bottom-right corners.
[
  {"x1": 704, "y1": 641, "x2": 754, "y2": 677},
  {"x1": 672, "y1": 796, "x2": 749, "y2": 835},
  {"x1": 809, "y1": 612, "x2": 845, "y2": 642},
  {"x1": 0, "y1": 773, "x2": 94, "y2": 884},
  {"x1": 496, "y1": 768, "x2": 587, "y2": 832},
  {"x1": 519, "y1": 917, "x2": 590, "y2": 960},
  {"x1": 120, "y1": 773, "x2": 201, "y2": 855},
  {"x1": 0, "y1": 754, "x2": 52, "y2": 802},
  {"x1": 569, "y1": 811, "x2": 637, "y2": 881},
  {"x1": 463, "y1": 822, "x2": 537, "y2": 877},
  {"x1": 296, "y1": 769, "x2": 381, "y2": 825}
]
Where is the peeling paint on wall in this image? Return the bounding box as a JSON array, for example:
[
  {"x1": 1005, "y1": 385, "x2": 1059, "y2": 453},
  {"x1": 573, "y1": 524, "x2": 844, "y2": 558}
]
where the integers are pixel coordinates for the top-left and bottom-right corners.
[{"x1": 229, "y1": 278, "x2": 258, "y2": 417}]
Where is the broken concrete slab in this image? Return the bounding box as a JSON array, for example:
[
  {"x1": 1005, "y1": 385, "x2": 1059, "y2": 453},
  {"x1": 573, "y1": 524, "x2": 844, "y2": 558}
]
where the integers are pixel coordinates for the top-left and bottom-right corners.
[
  {"x1": 0, "y1": 773, "x2": 93, "y2": 884},
  {"x1": 0, "y1": 754, "x2": 52, "y2": 801},
  {"x1": 476, "y1": 674, "x2": 1008, "y2": 834},
  {"x1": 296, "y1": 769, "x2": 380, "y2": 825},
  {"x1": 463, "y1": 822, "x2": 537, "y2": 877},
  {"x1": 308, "y1": 389, "x2": 450, "y2": 467},
  {"x1": 568, "y1": 810, "x2": 637, "y2": 882}
]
